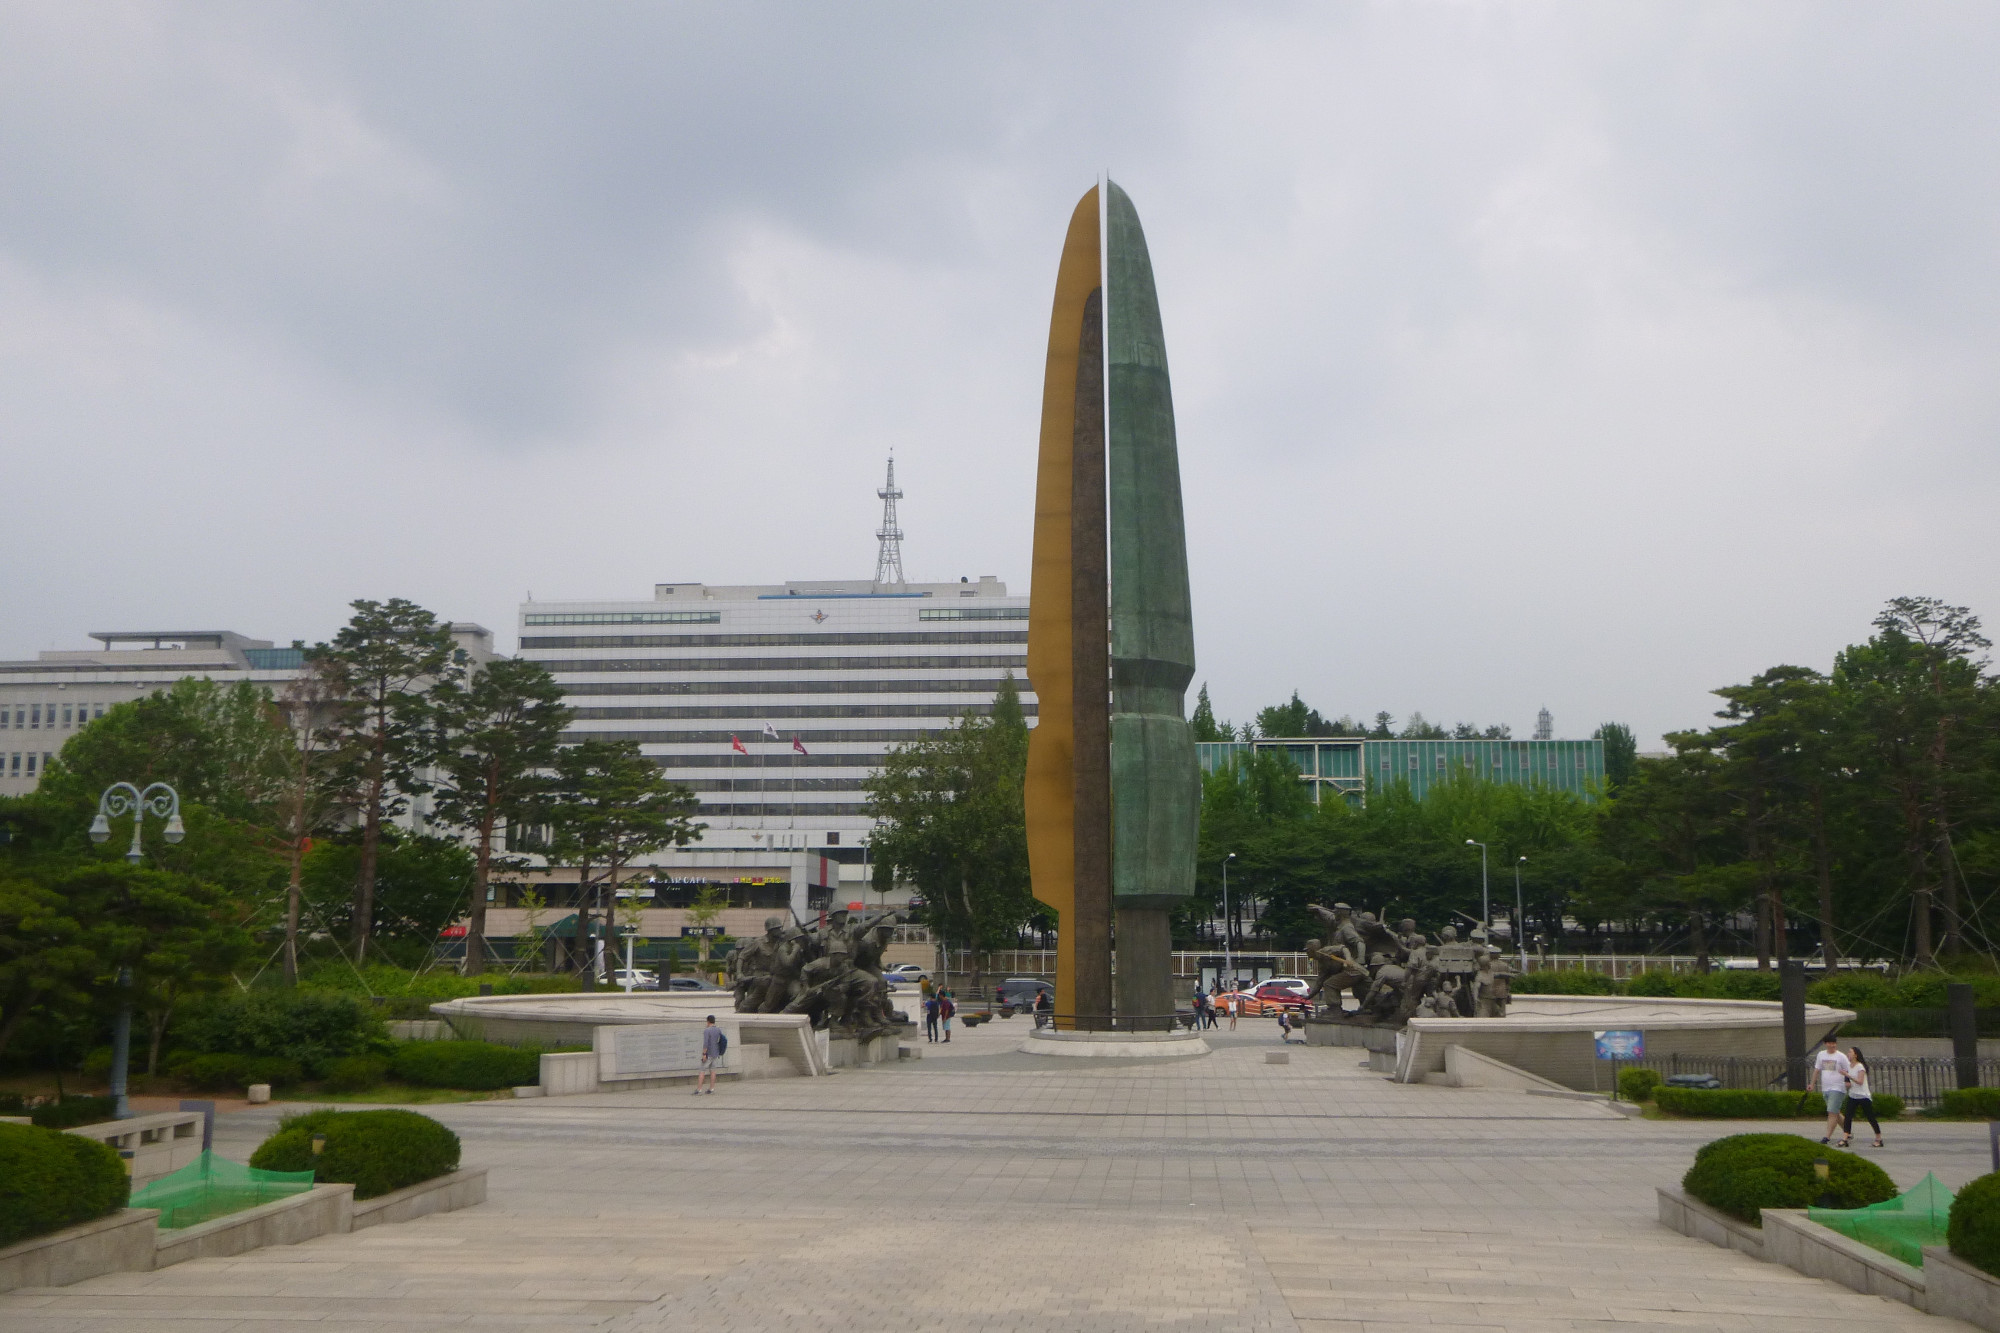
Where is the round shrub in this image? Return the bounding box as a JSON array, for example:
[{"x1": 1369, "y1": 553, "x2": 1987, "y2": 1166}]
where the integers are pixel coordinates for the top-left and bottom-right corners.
[
  {"x1": 1682, "y1": 1133, "x2": 1895, "y2": 1223},
  {"x1": 1617, "y1": 1068, "x2": 1663, "y2": 1103},
  {"x1": 244, "y1": 1056, "x2": 304, "y2": 1088},
  {"x1": 0, "y1": 1123, "x2": 130, "y2": 1246},
  {"x1": 250, "y1": 1109, "x2": 460, "y2": 1201},
  {"x1": 177, "y1": 991, "x2": 388, "y2": 1078},
  {"x1": 1939, "y1": 1088, "x2": 2000, "y2": 1120},
  {"x1": 175, "y1": 1053, "x2": 249, "y2": 1092},
  {"x1": 389, "y1": 1040, "x2": 540, "y2": 1090},
  {"x1": 1948, "y1": 1172, "x2": 2000, "y2": 1278},
  {"x1": 323, "y1": 1055, "x2": 392, "y2": 1093}
]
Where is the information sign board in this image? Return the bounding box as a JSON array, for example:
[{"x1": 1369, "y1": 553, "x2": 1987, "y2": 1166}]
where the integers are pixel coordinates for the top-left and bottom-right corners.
[{"x1": 1594, "y1": 1030, "x2": 1644, "y2": 1060}]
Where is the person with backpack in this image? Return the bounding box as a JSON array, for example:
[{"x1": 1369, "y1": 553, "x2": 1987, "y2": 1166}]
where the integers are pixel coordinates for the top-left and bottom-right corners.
[
  {"x1": 696, "y1": 1014, "x2": 725, "y2": 1094},
  {"x1": 923, "y1": 992, "x2": 941, "y2": 1042}
]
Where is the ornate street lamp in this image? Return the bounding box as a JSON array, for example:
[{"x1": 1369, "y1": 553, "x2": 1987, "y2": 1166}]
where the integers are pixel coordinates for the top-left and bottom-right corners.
[{"x1": 88, "y1": 782, "x2": 184, "y2": 1118}]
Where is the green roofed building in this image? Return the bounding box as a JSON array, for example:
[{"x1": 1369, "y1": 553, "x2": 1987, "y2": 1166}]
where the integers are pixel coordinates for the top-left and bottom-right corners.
[{"x1": 1196, "y1": 736, "x2": 1606, "y2": 805}]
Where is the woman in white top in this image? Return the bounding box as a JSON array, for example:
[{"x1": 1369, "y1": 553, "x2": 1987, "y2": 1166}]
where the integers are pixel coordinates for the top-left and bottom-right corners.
[{"x1": 1839, "y1": 1048, "x2": 1883, "y2": 1149}]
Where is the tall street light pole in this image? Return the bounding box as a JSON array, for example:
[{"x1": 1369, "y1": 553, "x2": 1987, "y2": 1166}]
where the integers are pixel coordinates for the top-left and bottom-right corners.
[
  {"x1": 1220, "y1": 852, "x2": 1237, "y2": 991},
  {"x1": 1514, "y1": 856, "x2": 1528, "y2": 973},
  {"x1": 1464, "y1": 839, "x2": 1490, "y2": 934},
  {"x1": 89, "y1": 782, "x2": 185, "y2": 1119}
]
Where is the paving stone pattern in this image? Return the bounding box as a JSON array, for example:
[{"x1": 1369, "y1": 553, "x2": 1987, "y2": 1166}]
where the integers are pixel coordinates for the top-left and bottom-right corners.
[{"x1": 3, "y1": 1019, "x2": 1990, "y2": 1331}]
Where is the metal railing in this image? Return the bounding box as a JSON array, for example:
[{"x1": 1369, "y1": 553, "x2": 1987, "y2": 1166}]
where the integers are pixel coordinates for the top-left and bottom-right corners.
[{"x1": 1616, "y1": 1054, "x2": 2000, "y2": 1108}]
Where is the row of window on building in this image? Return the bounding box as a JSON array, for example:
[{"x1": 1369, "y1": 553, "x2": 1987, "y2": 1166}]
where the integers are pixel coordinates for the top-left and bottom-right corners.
[
  {"x1": 1, "y1": 702, "x2": 106, "y2": 731},
  {"x1": 1391, "y1": 753, "x2": 1587, "y2": 771},
  {"x1": 8, "y1": 752, "x2": 56, "y2": 776}
]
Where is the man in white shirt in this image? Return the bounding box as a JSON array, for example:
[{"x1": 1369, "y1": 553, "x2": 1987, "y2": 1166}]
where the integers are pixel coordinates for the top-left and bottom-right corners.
[{"x1": 1812, "y1": 1034, "x2": 1851, "y2": 1143}]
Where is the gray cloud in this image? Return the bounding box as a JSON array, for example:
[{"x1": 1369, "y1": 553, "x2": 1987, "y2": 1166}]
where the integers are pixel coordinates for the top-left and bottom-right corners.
[{"x1": 2, "y1": 1, "x2": 1996, "y2": 748}]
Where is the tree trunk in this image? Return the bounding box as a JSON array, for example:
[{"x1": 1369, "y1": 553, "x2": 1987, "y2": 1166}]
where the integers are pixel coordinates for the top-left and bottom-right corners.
[
  {"x1": 284, "y1": 839, "x2": 304, "y2": 987},
  {"x1": 1768, "y1": 882, "x2": 1788, "y2": 966},
  {"x1": 1690, "y1": 910, "x2": 1710, "y2": 974},
  {"x1": 464, "y1": 789, "x2": 497, "y2": 976},
  {"x1": 355, "y1": 750, "x2": 386, "y2": 965},
  {"x1": 1811, "y1": 787, "x2": 1837, "y2": 971},
  {"x1": 1939, "y1": 827, "x2": 1963, "y2": 958},
  {"x1": 1754, "y1": 895, "x2": 1771, "y2": 971},
  {"x1": 1912, "y1": 882, "x2": 1935, "y2": 967}
]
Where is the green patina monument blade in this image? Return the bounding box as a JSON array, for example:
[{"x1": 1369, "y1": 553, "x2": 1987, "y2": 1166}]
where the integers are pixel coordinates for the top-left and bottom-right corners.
[{"x1": 1104, "y1": 180, "x2": 1198, "y2": 1024}]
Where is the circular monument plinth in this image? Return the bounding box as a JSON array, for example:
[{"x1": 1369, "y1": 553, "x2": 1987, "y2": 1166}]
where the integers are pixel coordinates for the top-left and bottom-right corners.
[{"x1": 1020, "y1": 1028, "x2": 1210, "y2": 1059}]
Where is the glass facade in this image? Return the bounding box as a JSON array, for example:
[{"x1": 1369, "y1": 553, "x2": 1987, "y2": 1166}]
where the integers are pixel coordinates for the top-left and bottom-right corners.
[{"x1": 1196, "y1": 736, "x2": 1606, "y2": 804}]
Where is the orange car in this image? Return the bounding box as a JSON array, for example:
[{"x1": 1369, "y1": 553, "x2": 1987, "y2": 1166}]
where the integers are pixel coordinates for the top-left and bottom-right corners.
[{"x1": 1212, "y1": 978, "x2": 1311, "y2": 1016}]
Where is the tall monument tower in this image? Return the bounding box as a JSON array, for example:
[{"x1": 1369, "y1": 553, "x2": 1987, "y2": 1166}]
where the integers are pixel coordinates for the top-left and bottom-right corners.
[{"x1": 1024, "y1": 182, "x2": 1199, "y2": 1030}]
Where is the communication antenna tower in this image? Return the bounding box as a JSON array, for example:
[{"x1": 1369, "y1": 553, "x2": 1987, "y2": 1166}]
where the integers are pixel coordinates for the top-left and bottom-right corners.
[
  {"x1": 1534, "y1": 707, "x2": 1553, "y2": 741},
  {"x1": 873, "y1": 454, "x2": 906, "y2": 588}
]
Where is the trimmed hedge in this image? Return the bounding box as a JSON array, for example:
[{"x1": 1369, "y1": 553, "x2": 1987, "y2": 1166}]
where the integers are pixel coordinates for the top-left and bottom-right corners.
[
  {"x1": 1938, "y1": 1087, "x2": 2000, "y2": 1120},
  {"x1": 323, "y1": 1055, "x2": 392, "y2": 1093},
  {"x1": 1655, "y1": 1087, "x2": 1903, "y2": 1120},
  {"x1": 166, "y1": 1052, "x2": 305, "y2": 1092},
  {"x1": 389, "y1": 1040, "x2": 541, "y2": 1091},
  {"x1": 1617, "y1": 1068, "x2": 1663, "y2": 1103},
  {"x1": 176, "y1": 991, "x2": 388, "y2": 1079},
  {"x1": 249, "y1": 1108, "x2": 460, "y2": 1201},
  {"x1": 0, "y1": 1122, "x2": 131, "y2": 1246},
  {"x1": 28, "y1": 1095, "x2": 118, "y2": 1129},
  {"x1": 1948, "y1": 1172, "x2": 2000, "y2": 1278},
  {"x1": 1683, "y1": 1133, "x2": 1896, "y2": 1224}
]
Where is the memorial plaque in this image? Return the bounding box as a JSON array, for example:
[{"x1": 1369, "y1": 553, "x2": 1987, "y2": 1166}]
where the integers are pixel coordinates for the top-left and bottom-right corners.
[{"x1": 599, "y1": 1023, "x2": 708, "y2": 1080}]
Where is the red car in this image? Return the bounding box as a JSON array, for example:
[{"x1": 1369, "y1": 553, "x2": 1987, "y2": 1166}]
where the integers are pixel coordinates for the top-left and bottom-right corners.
[{"x1": 1213, "y1": 978, "x2": 1311, "y2": 1016}]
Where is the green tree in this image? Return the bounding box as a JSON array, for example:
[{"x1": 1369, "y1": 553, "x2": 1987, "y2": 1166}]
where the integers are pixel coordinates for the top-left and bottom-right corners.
[
  {"x1": 1594, "y1": 722, "x2": 1639, "y2": 792},
  {"x1": 544, "y1": 740, "x2": 703, "y2": 983},
  {"x1": 1189, "y1": 683, "x2": 1235, "y2": 742},
  {"x1": 41, "y1": 678, "x2": 292, "y2": 826},
  {"x1": 427, "y1": 659, "x2": 572, "y2": 975},
  {"x1": 271, "y1": 659, "x2": 355, "y2": 984},
  {"x1": 1833, "y1": 598, "x2": 1993, "y2": 965},
  {"x1": 866, "y1": 674, "x2": 1036, "y2": 985},
  {"x1": 299, "y1": 833, "x2": 476, "y2": 951},
  {"x1": 311, "y1": 599, "x2": 462, "y2": 963}
]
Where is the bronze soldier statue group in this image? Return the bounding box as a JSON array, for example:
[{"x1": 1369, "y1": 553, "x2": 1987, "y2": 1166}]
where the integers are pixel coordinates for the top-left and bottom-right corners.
[
  {"x1": 1298, "y1": 904, "x2": 1512, "y2": 1027},
  {"x1": 729, "y1": 908, "x2": 910, "y2": 1039}
]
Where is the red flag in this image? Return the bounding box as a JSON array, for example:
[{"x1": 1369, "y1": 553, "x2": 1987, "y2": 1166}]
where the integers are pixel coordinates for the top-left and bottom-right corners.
[
  {"x1": 792, "y1": 736, "x2": 808, "y2": 755},
  {"x1": 730, "y1": 735, "x2": 747, "y2": 755}
]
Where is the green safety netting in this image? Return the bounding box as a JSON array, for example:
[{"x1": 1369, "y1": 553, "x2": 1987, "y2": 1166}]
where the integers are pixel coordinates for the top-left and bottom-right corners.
[
  {"x1": 128, "y1": 1151, "x2": 316, "y2": 1229},
  {"x1": 1808, "y1": 1172, "x2": 1955, "y2": 1267}
]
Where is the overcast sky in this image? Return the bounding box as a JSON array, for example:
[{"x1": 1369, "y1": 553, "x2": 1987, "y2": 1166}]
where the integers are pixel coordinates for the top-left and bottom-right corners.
[{"x1": 4, "y1": 3, "x2": 1997, "y2": 748}]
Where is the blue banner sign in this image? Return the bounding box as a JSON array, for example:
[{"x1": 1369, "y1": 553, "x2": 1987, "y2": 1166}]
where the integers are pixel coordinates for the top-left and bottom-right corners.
[{"x1": 1594, "y1": 1030, "x2": 1644, "y2": 1060}]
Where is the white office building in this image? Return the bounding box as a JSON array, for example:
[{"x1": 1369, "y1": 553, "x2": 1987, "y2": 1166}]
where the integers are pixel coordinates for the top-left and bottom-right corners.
[
  {"x1": 516, "y1": 575, "x2": 1033, "y2": 863},
  {"x1": 0, "y1": 626, "x2": 496, "y2": 798}
]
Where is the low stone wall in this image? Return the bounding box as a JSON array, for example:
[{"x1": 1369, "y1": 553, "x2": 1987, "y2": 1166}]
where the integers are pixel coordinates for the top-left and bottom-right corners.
[
  {"x1": 1761, "y1": 1209, "x2": 1924, "y2": 1309},
  {"x1": 66, "y1": 1110, "x2": 205, "y2": 1190},
  {"x1": 153, "y1": 1184, "x2": 355, "y2": 1269},
  {"x1": 1655, "y1": 1185, "x2": 1765, "y2": 1261},
  {"x1": 351, "y1": 1168, "x2": 488, "y2": 1231},
  {"x1": 1660, "y1": 1183, "x2": 2000, "y2": 1325},
  {"x1": 1922, "y1": 1247, "x2": 2000, "y2": 1332},
  {"x1": 0, "y1": 1208, "x2": 159, "y2": 1295},
  {"x1": 0, "y1": 1167, "x2": 489, "y2": 1294}
]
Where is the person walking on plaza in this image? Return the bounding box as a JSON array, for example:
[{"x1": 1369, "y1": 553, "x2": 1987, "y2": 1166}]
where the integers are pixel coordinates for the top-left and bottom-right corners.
[
  {"x1": 695, "y1": 1014, "x2": 723, "y2": 1094},
  {"x1": 1034, "y1": 987, "x2": 1053, "y2": 1030},
  {"x1": 940, "y1": 990, "x2": 955, "y2": 1042},
  {"x1": 1812, "y1": 1033, "x2": 1851, "y2": 1142},
  {"x1": 1276, "y1": 1008, "x2": 1293, "y2": 1043},
  {"x1": 1839, "y1": 1048, "x2": 1884, "y2": 1148},
  {"x1": 1226, "y1": 990, "x2": 1238, "y2": 1031},
  {"x1": 923, "y1": 993, "x2": 940, "y2": 1042},
  {"x1": 1191, "y1": 986, "x2": 1206, "y2": 1030}
]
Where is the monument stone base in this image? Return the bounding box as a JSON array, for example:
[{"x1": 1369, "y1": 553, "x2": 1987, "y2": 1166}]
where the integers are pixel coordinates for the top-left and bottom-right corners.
[{"x1": 1021, "y1": 1028, "x2": 1209, "y2": 1059}]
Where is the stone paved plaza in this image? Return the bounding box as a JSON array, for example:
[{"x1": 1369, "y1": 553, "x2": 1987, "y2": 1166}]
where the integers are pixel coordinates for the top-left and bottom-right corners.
[{"x1": 6, "y1": 1017, "x2": 1994, "y2": 1331}]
